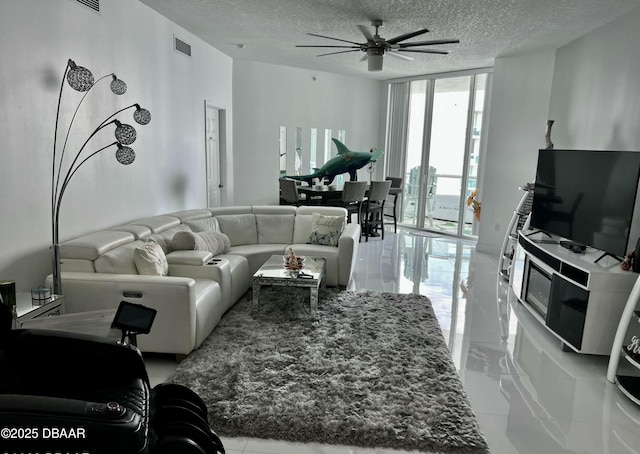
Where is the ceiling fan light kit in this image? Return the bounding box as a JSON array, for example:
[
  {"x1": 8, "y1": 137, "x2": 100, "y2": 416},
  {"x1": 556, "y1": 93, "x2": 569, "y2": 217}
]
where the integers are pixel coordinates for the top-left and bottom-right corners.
[
  {"x1": 368, "y1": 49, "x2": 384, "y2": 71},
  {"x1": 296, "y1": 20, "x2": 459, "y2": 72}
]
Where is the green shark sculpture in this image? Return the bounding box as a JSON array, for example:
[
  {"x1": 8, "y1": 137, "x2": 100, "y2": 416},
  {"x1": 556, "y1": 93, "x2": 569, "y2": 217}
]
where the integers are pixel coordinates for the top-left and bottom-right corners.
[{"x1": 285, "y1": 138, "x2": 384, "y2": 186}]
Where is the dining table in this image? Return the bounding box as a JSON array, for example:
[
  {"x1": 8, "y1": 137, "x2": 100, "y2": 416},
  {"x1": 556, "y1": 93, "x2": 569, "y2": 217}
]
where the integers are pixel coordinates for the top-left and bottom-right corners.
[{"x1": 297, "y1": 182, "x2": 402, "y2": 205}]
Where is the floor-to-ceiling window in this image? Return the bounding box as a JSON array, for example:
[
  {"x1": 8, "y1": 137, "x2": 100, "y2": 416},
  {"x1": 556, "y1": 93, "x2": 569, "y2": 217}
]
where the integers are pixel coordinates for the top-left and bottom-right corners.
[{"x1": 386, "y1": 70, "x2": 491, "y2": 238}]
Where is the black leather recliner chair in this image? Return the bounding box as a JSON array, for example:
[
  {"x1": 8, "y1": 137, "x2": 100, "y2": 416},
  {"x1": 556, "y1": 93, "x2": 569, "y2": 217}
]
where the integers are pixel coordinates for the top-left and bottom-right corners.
[{"x1": 0, "y1": 302, "x2": 224, "y2": 454}]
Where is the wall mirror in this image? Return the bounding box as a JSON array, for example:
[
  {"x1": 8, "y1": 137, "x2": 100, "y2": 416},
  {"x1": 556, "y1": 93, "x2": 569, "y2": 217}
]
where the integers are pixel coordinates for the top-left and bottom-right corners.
[
  {"x1": 279, "y1": 126, "x2": 286, "y2": 177},
  {"x1": 278, "y1": 126, "x2": 347, "y2": 179},
  {"x1": 310, "y1": 128, "x2": 318, "y2": 174},
  {"x1": 295, "y1": 127, "x2": 303, "y2": 175}
]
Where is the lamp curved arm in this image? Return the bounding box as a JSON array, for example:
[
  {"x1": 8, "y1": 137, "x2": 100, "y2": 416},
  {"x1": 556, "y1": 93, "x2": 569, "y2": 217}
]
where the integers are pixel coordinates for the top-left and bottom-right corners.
[
  {"x1": 52, "y1": 63, "x2": 71, "y2": 239},
  {"x1": 55, "y1": 73, "x2": 114, "y2": 202},
  {"x1": 54, "y1": 141, "x2": 119, "y2": 236},
  {"x1": 52, "y1": 63, "x2": 112, "y2": 235},
  {"x1": 96, "y1": 103, "x2": 140, "y2": 129},
  {"x1": 53, "y1": 120, "x2": 118, "y2": 210}
]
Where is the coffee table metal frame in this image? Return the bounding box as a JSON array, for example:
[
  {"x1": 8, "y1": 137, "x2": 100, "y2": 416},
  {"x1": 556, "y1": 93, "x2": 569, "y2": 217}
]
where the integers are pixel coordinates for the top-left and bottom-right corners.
[{"x1": 252, "y1": 255, "x2": 326, "y2": 314}]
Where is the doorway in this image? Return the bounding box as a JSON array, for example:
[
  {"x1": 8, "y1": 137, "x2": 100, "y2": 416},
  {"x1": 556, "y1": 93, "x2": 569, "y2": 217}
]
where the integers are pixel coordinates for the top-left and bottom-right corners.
[
  {"x1": 205, "y1": 101, "x2": 226, "y2": 207},
  {"x1": 398, "y1": 73, "x2": 488, "y2": 237}
]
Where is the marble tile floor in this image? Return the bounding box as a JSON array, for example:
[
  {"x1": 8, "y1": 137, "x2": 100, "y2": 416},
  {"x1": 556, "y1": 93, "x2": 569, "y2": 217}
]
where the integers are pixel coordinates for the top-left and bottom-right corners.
[{"x1": 144, "y1": 227, "x2": 640, "y2": 454}]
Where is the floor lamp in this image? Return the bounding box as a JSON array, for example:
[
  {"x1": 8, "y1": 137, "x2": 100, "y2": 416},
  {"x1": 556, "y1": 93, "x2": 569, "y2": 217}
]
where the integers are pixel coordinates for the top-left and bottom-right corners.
[{"x1": 51, "y1": 59, "x2": 151, "y2": 295}]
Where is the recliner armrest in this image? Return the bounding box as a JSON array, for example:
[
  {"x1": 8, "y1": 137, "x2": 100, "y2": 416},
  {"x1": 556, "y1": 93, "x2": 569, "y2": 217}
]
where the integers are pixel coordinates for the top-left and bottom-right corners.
[
  {"x1": 4, "y1": 329, "x2": 149, "y2": 393},
  {"x1": 0, "y1": 394, "x2": 147, "y2": 454},
  {"x1": 166, "y1": 250, "x2": 213, "y2": 265},
  {"x1": 0, "y1": 394, "x2": 130, "y2": 419}
]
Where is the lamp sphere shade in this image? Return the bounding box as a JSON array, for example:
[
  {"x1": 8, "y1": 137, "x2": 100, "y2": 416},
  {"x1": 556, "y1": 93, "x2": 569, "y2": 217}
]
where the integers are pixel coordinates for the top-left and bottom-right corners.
[
  {"x1": 115, "y1": 123, "x2": 137, "y2": 145},
  {"x1": 67, "y1": 65, "x2": 94, "y2": 91},
  {"x1": 116, "y1": 145, "x2": 136, "y2": 165},
  {"x1": 110, "y1": 77, "x2": 127, "y2": 95},
  {"x1": 134, "y1": 108, "x2": 151, "y2": 125}
]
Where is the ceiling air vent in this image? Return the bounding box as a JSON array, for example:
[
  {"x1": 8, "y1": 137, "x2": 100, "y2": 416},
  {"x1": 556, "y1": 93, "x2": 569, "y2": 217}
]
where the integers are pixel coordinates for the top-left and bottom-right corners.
[
  {"x1": 75, "y1": 0, "x2": 99, "y2": 12},
  {"x1": 174, "y1": 36, "x2": 192, "y2": 58}
]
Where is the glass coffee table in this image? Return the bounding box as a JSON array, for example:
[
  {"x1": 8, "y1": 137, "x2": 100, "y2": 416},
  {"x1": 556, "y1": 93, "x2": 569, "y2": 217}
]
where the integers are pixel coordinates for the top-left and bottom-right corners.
[{"x1": 252, "y1": 255, "x2": 326, "y2": 314}]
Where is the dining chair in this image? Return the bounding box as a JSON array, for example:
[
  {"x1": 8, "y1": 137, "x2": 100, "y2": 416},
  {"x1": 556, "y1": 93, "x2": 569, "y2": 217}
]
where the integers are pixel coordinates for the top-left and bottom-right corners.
[
  {"x1": 362, "y1": 180, "x2": 392, "y2": 241},
  {"x1": 328, "y1": 181, "x2": 368, "y2": 226},
  {"x1": 383, "y1": 176, "x2": 403, "y2": 233},
  {"x1": 279, "y1": 178, "x2": 307, "y2": 206}
]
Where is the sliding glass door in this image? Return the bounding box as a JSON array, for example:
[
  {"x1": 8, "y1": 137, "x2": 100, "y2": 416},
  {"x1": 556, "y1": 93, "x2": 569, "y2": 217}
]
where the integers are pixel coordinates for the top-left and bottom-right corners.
[{"x1": 396, "y1": 72, "x2": 489, "y2": 237}]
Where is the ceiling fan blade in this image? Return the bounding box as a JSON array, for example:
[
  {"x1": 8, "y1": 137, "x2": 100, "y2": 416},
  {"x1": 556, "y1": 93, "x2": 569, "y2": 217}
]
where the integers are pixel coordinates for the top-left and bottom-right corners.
[
  {"x1": 397, "y1": 48, "x2": 451, "y2": 55},
  {"x1": 386, "y1": 28, "x2": 429, "y2": 44},
  {"x1": 317, "y1": 49, "x2": 361, "y2": 57},
  {"x1": 357, "y1": 24, "x2": 374, "y2": 42},
  {"x1": 306, "y1": 33, "x2": 362, "y2": 46},
  {"x1": 399, "y1": 39, "x2": 460, "y2": 48},
  {"x1": 386, "y1": 51, "x2": 414, "y2": 61},
  {"x1": 296, "y1": 45, "x2": 361, "y2": 49}
]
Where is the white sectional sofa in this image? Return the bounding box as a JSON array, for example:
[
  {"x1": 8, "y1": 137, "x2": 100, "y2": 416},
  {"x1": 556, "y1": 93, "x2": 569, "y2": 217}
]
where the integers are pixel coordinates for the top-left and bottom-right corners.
[{"x1": 47, "y1": 205, "x2": 360, "y2": 357}]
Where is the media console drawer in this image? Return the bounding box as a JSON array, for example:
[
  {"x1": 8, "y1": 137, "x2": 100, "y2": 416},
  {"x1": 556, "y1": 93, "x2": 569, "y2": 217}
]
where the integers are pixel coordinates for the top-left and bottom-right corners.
[
  {"x1": 518, "y1": 235, "x2": 589, "y2": 287},
  {"x1": 560, "y1": 263, "x2": 588, "y2": 287}
]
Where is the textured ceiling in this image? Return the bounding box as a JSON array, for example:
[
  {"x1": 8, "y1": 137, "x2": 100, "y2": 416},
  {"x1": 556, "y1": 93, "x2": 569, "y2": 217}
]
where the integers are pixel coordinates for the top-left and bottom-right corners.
[{"x1": 139, "y1": 0, "x2": 640, "y2": 80}]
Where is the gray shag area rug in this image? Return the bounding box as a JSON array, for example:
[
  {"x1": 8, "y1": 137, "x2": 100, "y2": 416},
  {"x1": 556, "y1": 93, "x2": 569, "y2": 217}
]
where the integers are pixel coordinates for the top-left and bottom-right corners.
[{"x1": 168, "y1": 287, "x2": 489, "y2": 453}]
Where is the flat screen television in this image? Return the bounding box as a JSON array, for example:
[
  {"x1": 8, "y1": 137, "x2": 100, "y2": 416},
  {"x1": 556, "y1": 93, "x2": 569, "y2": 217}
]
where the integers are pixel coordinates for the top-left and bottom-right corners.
[{"x1": 530, "y1": 149, "x2": 640, "y2": 258}]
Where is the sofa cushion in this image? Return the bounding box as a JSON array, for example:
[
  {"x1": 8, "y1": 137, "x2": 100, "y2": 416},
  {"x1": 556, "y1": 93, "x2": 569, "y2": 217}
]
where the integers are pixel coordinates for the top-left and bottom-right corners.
[
  {"x1": 185, "y1": 217, "x2": 221, "y2": 233},
  {"x1": 60, "y1": 231, "x2": 135, "y2": 261},
  {"x1": 216, "y1": 214, "x2": 258, "y2": 246},
  {"x1": 94, "y1": 240, "x2": 145, "y2": 274},
  {"x1": 131, "y1": 215, "x2": 181, "y2": 233},
  {"x1": 111, "y1": 224, "x2": 152, "y2": 240},
  {"x1": 309, "y1": 213, "x2": 345, "y2": 247},
  {"x1": 256, "y1": 214, "x2": 294, "y2": 244},
  {"x1": 171, "y1": 231, "x2": 231, "y2": 256},
  {"x1": 292, "y1": 214, "x2": 313, "y2": 244},
  {"x1": 227, "y1": 244, "x2": 288, "y2": 274},
  {"x1": 167, "y1": 209, "x2": 213, "y2": 222},
  {"x1": 133, "y1": 240, "x2": 169, "y2": 276}
]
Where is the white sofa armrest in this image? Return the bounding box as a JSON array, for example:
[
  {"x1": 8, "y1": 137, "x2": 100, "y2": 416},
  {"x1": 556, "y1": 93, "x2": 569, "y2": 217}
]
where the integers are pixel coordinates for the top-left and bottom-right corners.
[
  {"x1": 45, "y1": 272, "x2": 217, "y2": 355},
  {"x1": 338, "y1": 222, "x2": 361, "y2": 287},
  {"x1": 166, "y1": 250, "x2": 213, "y2": 266},
  {"x1": 169, "y1": 258, "x2": 234, "y2": 310}
]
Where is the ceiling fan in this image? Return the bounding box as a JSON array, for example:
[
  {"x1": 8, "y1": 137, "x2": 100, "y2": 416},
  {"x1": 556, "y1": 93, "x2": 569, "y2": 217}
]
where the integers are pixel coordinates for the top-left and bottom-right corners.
[{"x1": 295, "y1": 20, "x2": 459, "y2": 71}]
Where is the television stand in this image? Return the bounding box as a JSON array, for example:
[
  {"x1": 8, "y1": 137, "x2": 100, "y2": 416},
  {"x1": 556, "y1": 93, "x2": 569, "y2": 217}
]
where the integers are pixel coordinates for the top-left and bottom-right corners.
[
  {"x1": 525, "y1": 229, "x2": 552, "y2": 238},
  {"x1": 595, "y1": 251, "x2": 623, "y2": 264},
  {"x1": 510, "y1": 231, "x2": 637, "y2": 355}
]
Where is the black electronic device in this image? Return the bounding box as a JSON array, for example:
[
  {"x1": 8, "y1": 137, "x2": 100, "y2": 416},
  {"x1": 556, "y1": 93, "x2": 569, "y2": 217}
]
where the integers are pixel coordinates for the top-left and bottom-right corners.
[
  {"x1": 530, "y1": 149, "x2": 640, "y2": 261},
  {"x1": 560, "y1": 240, "x2": 587, "y2": 253},
  {"x1": 111, "y1": 301, "x2": 157, "y2": 345}
]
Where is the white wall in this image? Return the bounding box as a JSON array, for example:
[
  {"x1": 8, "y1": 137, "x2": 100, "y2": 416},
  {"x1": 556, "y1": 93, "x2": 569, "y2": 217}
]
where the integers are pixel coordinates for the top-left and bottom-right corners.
[
  {"x1": 477, "y1": 6, "x2": 640, "y2": 254},
  {"x1": 0, "y1": 0, "x2": 233, "y2": 291},
  {"x1": 549, "y1": 7, "x2": 640, "y2": 150},
  {"x1": 232, "y1": 60, "x2": 385, "y2": 205},
  {"x1": 476, "y1": 49, "x2": 556, "y2": 254}
]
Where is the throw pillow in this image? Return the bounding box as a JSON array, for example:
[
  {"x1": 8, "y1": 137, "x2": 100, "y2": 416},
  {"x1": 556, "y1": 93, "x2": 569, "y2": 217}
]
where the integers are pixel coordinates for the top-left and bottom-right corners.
[
  {"x1": 134, "y1": 240, "x2": 169, "y2": 276},
  {"x1": 172, "y1": 231, "x2": 231, "y2": 256},
  {"x1": 308, "y1": 213, "x2": 345, "y2": 247},
  {"x1": 171, "y1": 231, "x2": 198, "y2": 251},
  {"x1": 197, "y1": 230, "x2": 231, "y2": 255}
]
